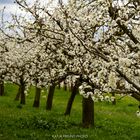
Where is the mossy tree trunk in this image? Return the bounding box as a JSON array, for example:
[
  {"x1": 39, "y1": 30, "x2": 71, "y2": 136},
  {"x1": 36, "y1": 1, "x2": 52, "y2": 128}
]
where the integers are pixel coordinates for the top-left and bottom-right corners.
[
  {"x1": 0, "y1": 81, "x2": 4, "y2": 96},
  {"x1": 46, "y1": 84, "x2": 55, "y2": 110},
  {"x1": 82, "y1": 95, "x2": 94, "y2": 128},
  {"x1": 33, "y1": 87, "x2": 41, "y2": 108}
]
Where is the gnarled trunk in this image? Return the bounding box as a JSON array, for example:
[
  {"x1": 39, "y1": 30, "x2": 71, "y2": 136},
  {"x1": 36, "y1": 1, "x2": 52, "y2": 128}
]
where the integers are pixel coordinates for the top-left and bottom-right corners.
[
  {"x1": 82, "y1": 95, "x2": 94, "y2": 128},
  {"x1": 46, "y1": 84, "x2": 55, "y2": 110},
  {"x1": 33, "y1": 87, "x2": 41, "y2": 108},
  {"x1": 0, "y1": 81, "x2": 4, "y2": 96}
]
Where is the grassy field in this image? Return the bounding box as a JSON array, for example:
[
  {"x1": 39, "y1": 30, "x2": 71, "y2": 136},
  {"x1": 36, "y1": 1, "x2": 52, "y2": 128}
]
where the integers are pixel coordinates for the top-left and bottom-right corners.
[{"x1": 0, "y1": 83, "x2": 140, "y2": 140}]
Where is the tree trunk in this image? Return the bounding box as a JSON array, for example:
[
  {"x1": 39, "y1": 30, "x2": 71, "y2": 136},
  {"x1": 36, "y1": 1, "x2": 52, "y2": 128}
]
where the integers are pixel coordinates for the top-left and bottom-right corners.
[
  {"x1": 70, "y1": 82, "x2": 74, "y2": 91},
  {"x1": 82, "y1": 95, "x2": 94, "y2": 128},
  {"x1": 112, "y1": 93, "x2": 116, "y2": 105},
  {"x1": 46, "y1": 84, "x2": 55, "y2": 110},
  {"x1": 20, "y1": 84, "x2": 25, "y2": 105},
  {"x1": 33, "y1": 87, "x2": 41, "y2": 108},
  {"x1": 0, "y1": 81, "x2": 4, "y2": 96},
  {"x1": 131, "y1": 93, "x2": 140, "y2": 101},
  {"x1": 64, "y1": 84, "x2": 78, "y2": 116},
  {"x1": 15, "y1": 85, "x2": 21, "y2": 101},
  {"x1": 57, "y1": 83, "x2": 61, "y2": 89},
  {"x1": 64, "y1": 80, "x2": 67, "y2": 91}
]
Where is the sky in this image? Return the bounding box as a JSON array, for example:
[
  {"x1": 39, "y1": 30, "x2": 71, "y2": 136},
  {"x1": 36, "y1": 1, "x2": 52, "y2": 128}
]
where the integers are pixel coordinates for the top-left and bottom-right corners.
[
  {"x1": 0, "y1": 0, "x2": 62, "y2": 21},
  {"x1": 0, "y1": 0, "x2": 128, "y2": 21},
  {"x1": 0, "y1": 0, "x2": 14, "y2": 4},
  {"x1": 0, "y1": 0, "x2": 21, "y2": 21},
  {"x1": 0, "y1": 0, "x2": 17, "y2": 13}
]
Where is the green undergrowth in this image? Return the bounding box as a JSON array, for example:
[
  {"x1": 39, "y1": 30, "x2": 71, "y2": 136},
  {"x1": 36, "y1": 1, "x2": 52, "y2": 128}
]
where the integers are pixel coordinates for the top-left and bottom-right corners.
[{"x1": 0, "y1": 83, "x2": 140, "y2": 140}]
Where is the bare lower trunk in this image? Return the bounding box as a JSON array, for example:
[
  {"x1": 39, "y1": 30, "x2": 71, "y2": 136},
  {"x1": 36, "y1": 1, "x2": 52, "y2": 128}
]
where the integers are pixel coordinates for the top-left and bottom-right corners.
[
  {"x1": 64, "y1": 80, "x2": 67, "y2": 91},
  {"x1": 64, "y1": 84, "x2": 78, "y2": 116},
  {"x1": 20, "y1": 84, "x2": 25, "y2": 105},
  {"x1": 46, "y1": 84, "x2": 55, "y2": 110},
  {"x1": 33, "y1": 87, "x2": 41, "y2": 108},
  {"x1": 112, "y1": 93, "x2": 116, "y2": 105},
  {"x1": 82, "y1": 95, "x2": 94, "y2": 128},
  {"x1": 69, "y1": 82, "x2": 74, "y2": 92},
  {"x1": 57, "y1": 83, "x2": 61, "y2": 89},
  {"x1": 15, "y1": 85, "x2": 21, "y2": 101},
  {"x1": 0, "y1": 81, "x2": 4, "y2": 96}
]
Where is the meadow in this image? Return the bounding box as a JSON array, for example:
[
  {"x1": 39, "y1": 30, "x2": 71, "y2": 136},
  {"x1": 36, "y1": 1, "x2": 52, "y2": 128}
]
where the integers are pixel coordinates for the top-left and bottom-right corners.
[{"x1": 0, "y1": 83, "x2": 140, "y2": 140}]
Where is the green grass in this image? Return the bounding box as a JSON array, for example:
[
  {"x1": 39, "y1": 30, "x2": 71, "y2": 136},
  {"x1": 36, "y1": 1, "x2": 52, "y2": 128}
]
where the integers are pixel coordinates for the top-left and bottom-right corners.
[{"x1": 0, "y1": 83, "x2": 140, "y2": 140}]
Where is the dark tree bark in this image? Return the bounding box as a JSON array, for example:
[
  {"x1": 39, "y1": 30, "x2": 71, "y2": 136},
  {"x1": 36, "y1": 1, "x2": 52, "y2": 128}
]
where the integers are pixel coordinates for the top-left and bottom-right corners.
[
  {"x1": 15, "y1": 85, "x2": 21, "y2": 101},
  {"x1": 69, "y1": 82, "x2": 74, "y2": 92},
  {"x1": 70, "y1": 82, "x2": 74, "y2": 91},
  {"x1": 20, "y1": 84, "x2": 25, "y2": 104},
  {"x1": 112, "y1": 93, "x2": 116, "y2": 105},
  {"x1": 20, "y1": 76, "x2": 26, "y2": 105},
  {"x1": 33, "y1": 87, "x2": 41, "y2": 108},
  {"x1": 0, "y1": 81, "x2": 4, "y2": 96},
  {"x1": 69, "y1": 77, "x2": 74, "y2": 91},
  {"x1": 57, "y1": 83, "x2": 61, "y2": 89},
  {"x1": 46, "y1": 84, "x2": 55, "y2": 110},
  {"x1": 82, "y1": 95, "x2": 94, "y2": 128},
  {"x1": 131, "y1": 93, "x2": 140, "y2": 101},
  {"x1": 64, "y1": 82, "x2": 78, "y2": 116},
  {"x1": 113, "y1": 90, "x2": 140, "y2": 101},
  {"x1": 64, "y1": 80, "x2": 67, "y2": 91}
]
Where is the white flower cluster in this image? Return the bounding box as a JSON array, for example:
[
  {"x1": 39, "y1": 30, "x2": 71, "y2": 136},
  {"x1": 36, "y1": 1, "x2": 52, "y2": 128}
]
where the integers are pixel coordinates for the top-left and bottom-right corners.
[
  {"x1": 79, "y1": 84, "x2": 115, "y2": 102},
  {"x1": 136, "y1": 111, "x2": 140, "y2": 118},
  {"x1": 0, "y1": 0, "x2": 139, "y2": 101}
]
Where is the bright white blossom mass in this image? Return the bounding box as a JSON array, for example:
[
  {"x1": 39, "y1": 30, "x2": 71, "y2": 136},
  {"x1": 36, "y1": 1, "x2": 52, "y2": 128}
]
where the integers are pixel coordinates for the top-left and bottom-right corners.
[{"x1": 0, "y1": 0, "x2": 140, "y2": 101}]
